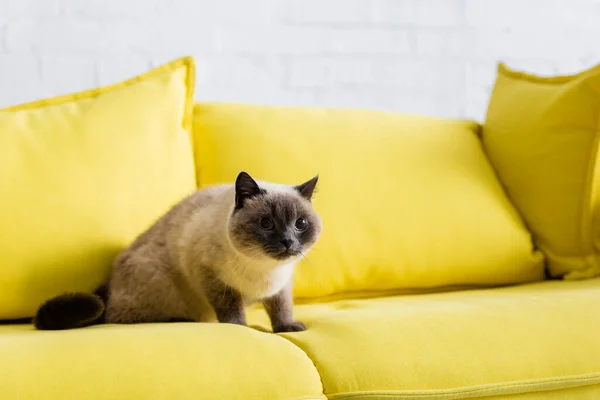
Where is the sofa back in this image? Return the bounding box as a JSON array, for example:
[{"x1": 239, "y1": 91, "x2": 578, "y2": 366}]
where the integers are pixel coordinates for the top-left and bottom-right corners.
[{"x1": 192, "y1": 102, "x2": 545, "y2": 301}]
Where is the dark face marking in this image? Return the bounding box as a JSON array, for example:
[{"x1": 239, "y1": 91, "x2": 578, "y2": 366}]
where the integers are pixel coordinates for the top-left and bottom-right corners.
[
  {"x1": 252, "y1": 197, "x2": 318, "y2": 260},
  {"x1": 235, "y1": 171, "x2": 266, "y2": 210},
  {"x1": 229, "y1": 175, "x2": 322, "y2": 262}
]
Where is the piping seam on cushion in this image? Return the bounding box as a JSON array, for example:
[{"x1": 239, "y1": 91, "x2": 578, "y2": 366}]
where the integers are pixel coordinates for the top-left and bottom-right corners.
[
  {"x1": 498, "y1": 62, "x2": 600, "y2": 84},
  {"x1": 292, "y1": 284, "x2": 515, "y2": 305},
  {"x1": 284, "y1": 397, "x2": 327, "y2": 400},
  {"x1": 325, "y1": 372, "x2": 600, "y2": 400},
  {"x1": 0, "y1": 57, "x2": 195, "y2": 112}
]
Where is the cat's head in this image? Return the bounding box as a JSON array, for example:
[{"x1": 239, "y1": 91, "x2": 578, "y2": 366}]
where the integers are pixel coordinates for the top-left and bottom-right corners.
[{"x1": 228, "y1": 171, "x2": 322, "y2": 263}]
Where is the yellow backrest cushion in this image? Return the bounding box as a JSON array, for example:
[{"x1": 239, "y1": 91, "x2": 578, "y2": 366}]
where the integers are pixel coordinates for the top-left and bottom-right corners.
[
  {"x1": 0, "y1": 57, "x2": 197, "y2": 319},
  {"x1": 193, "y1": 103, "x2": 544, "y2": 301},
  {"x1": 483, "y1": 63, "x2": 600, "y2": 280}
]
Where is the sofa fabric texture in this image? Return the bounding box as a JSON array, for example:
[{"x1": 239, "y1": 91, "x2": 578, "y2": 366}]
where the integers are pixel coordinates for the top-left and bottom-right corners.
[
  {"x1": 2, "y1": 279, "x2": 600, "y2": 400},
  {"x1": 1, "y1": 58, "x2": 598, "y2": 400},
  {"x1": 192, "y1": 102, "x2": 544, "y2": 301},
  {"x1": 0, "y1": 57, "x2": 197, "y2": 319},
  {"x1": 483, "y1": 62, "x2": 600, "y2": 280}
]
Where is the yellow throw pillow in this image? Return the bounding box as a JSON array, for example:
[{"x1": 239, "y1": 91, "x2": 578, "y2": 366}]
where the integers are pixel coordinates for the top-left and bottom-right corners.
[
  {"x1": 483, "y1": 63, "x2": 600, "y2": 280},
  {"x1": 193, "y1": 103, "x2": 544, "y2": 301},
  {"x1": 0, "y1": 57, "x2": 197, "y2": 319}
]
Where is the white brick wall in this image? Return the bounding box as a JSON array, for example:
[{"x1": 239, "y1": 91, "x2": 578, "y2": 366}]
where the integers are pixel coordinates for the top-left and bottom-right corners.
[{"x1": 1, "y1": 0, "x2": 599, "y2": 121}]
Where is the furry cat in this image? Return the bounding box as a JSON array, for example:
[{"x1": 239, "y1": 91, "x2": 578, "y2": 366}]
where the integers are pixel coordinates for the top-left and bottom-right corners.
[{"x1": 34, "y1": 171, "x2": 321, "y2": 332}]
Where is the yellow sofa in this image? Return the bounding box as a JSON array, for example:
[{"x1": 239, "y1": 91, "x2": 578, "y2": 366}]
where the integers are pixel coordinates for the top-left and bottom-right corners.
[
  {"x1": 1, "y1": 58, "x2": 600, "y2": 400},
  {"x1": 3, "y1": 279, "x2": 600, "y2": 399}
]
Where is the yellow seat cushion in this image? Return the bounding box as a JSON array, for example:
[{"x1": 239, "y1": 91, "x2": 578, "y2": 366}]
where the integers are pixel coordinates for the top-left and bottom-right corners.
[
  {"x1": 0, "y1": 58, "x2": 197, "y2": 319},
  {"x1": 248, "y1": 279, "x2": 600, "y2": 399},
  {"x1": 192, "y1": 103, "x2": 544, "y2": 301},
  {"x1": 483, "y1": 63, "x2": 600, "y2": 280},
  {"x1": 0, "y1": 323, "x2": 325, "y2": 400}
]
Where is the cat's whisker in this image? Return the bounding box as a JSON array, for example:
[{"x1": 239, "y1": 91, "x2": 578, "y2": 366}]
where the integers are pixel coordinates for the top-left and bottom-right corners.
[
  {"x1": 298, "y1": 252, "x2": 316, "y2": 267},
  {"x1": 297, "y1": 251, "x2": 328, "y2": 288}
]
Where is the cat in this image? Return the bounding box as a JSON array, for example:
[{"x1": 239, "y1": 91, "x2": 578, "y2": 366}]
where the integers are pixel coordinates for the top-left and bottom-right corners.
[{"x1": 34, "y1": 171, "x2": 322, "y2": 333}]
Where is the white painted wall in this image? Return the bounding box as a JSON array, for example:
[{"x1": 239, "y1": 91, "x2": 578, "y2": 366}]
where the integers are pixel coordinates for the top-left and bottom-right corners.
[{"x1": 0, "y1": 0, "x2": 599, "y2": 121}]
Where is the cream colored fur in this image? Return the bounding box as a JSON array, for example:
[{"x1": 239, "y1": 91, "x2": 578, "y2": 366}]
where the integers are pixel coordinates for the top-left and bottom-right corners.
[{"x1": 104, "y1": 182, "x2": 316, "y2": 324}]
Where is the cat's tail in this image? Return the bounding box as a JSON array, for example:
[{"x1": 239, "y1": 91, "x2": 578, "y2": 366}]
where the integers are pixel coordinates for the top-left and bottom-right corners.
[{"x1": 34, "y1": 285, "x2": 108, "y2": 330}]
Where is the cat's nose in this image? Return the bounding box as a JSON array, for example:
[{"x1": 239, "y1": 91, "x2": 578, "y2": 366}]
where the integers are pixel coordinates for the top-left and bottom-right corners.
[{"x1": 280, "y1": 238, "x2": 293, "y2": 249}]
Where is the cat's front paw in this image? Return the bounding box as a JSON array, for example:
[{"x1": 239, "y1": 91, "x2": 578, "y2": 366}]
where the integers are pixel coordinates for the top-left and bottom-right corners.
[{"x1": 273, "y1": 321, "x2": 306, "y2": 333}]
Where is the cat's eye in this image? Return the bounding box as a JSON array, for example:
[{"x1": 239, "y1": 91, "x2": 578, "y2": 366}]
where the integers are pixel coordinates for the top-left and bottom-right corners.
[
  {"x1": 295, "y1": 217, "x2": 309, "y2": 231},
  {"x1": 259, "y1": 218, "x2": 274, "y2": 230}
]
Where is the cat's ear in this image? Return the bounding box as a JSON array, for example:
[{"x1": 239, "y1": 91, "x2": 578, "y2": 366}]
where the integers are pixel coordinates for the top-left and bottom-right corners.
[
  {"x1": 235, "y1": 171, "x2": 263, "y2": 210},
  {"x1": 295, "y1": 175, "x2": 319, "y2": 201}
]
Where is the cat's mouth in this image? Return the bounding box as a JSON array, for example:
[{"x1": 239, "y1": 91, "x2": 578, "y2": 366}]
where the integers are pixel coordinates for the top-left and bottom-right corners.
[
  {"x1": 269, "y1": 247, "x2": 301, "y2": 260},
  {"x1": 284, "y1": 248, "x2": 301, "y2": 257}
]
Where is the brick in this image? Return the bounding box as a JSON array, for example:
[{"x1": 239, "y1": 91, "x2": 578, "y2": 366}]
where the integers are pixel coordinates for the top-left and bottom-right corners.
[
  {"x1": 415, "y1": 29, "x2": 470, "y2": 58},
  {"x1": 288, "y1": 58, "x2": 330, "y2": 87},
  {"x1": 220, "y1": 26, "x2": 329, "y2": 54},
  {"x1": 195, "y1": 84, "x2": 319, "y2": 107},
  {"x1": 40, "y1": 55, "x2": 96, "y2": 95},
  {"x1": 374, "y1": 0, "x2": 464, "y2": 27},
  {"x1": 493, "y1": 58, "x2": 597, "y2": 77},
  {"x1": 0, "y1": 0, "x2": 59, "y2": 19},
  {"x1": 0, "y1": 54, "x2": 45, "y2": 107},
  {"x1": 559, "y1": 0, "x2": 600, "y2": 29},
  {"x1": 190, "y1": 55, "x2": 289, "y2": 103},
  {"x1": 1, "y1": 0, "x2": 599, "y2": 119},
  {"x1": 463, "y1": 61, "x2": 497, "y2": 121},
  {"x1": 289, "y1": 57, "x2": 463, "y2": 102},
  {"x1": 123, "y1": 20, "x2": 221, "y2": 55},
  {"x1": 96, "y1": 55, "x2": 151, "y2": 86},
  {"x1": 288, "y1": 57, "x2": 377, "y2": 87},
  {"x1": 315, "y1": 86, "x2": 463, "y2": 117},
  {"x1": 204, "y1": 56, "x2": 286, "y2": 87},
  {"x1": 468, "y1": 29, "x2": 600, "y2": 61},
  {"x1": 0, "y1": 53, "x2": 39, "y2": 80},
  {"x1": 0, "y1": 24, "x2": 6, "y2": 51},
  {"x1": 465, "y1": 61, "x2": 497, "y2": 94},
  {"x1": 282, "y1": 0, "x2": 376, "y2": 24},
  {"x1": 59, "y1": 0, "x2": 161, "y2": 19},
  {"x1": 463, "y1": 91, "x2": 491, "y2": 122},
  {"x1": 376, "y1": 60, "x2": 464, "y2": 92},
  {"x1": 160, "y1": 0, "x2": 280, "y2": 25},
  {"x1": 465, "y1": 0, "x2": 600, "y2": 29},
  {"x1": 550, "y1": 60, "x2": 600, "y2": 75},
  {"x1": 221, "y1": 26, "x2": 410, "y2": 55},
  {"x1": 6, "y1": 18, "x2": 220, "y2": 55},
  {"x1": 330, "y1": 28, "x2": 410, "y2": 54},
  {"x1": 288, "y1": 58, "x2": 464, "y2": 89},
  {"x1": 6, "y1": 19, "x2": 125, "y2": 54}
]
